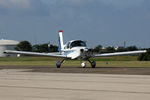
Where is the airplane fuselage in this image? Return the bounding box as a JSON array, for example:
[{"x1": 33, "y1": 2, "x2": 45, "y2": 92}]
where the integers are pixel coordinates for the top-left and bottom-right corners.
[{"x1": 62, "y1": 46, "x2": 93, "y2": 60}]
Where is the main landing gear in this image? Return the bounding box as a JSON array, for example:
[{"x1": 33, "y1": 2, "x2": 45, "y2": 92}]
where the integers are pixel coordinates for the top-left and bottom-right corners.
[
  {"x1": 56, "y1": 59, "x2": 96, "y2": 68},
  {"x1": 56, "y1": 59, "x2": 66, "y2": 68},
  {"x1": 88, "y1": 60, "x2": 96, "y2": 68}
]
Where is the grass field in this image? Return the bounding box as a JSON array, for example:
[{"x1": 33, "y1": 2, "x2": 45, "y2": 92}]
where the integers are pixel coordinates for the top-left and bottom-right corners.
[{"x1": 0, "y1": 56, "x2": 150, "y2": 67}]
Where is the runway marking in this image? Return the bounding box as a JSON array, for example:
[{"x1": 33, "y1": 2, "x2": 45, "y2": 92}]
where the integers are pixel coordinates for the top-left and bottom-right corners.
[{"x1": 0, "y1": 85, "x2": 150, "y2": 95}]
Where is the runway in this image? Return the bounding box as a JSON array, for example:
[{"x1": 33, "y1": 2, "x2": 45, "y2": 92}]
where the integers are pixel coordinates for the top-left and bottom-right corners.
[{"x1": 0, "y1": 69, "x2": 150, "y2": 100}]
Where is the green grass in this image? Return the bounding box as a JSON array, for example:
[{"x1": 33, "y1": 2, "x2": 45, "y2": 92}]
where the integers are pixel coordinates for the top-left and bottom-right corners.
[
  {"x1": 0, "y1": 55, "x2": 138, "y2": 61},
  {"x1": 0, "y1": 56, "x2": 149, "y2": 67},
  {"x1": 91, "y1": 56, "x2": 138, "y2": 61}
]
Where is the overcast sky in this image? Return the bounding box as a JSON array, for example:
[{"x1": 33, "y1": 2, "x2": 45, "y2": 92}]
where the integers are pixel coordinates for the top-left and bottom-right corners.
[{"x1": 0, "y1": 0, "x2": 150, "y2": 48}]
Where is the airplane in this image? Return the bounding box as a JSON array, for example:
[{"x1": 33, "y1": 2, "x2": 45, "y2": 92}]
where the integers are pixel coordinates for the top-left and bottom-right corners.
[{"x1": 5, "y1": 30, "x2": 147, "y2": 68}]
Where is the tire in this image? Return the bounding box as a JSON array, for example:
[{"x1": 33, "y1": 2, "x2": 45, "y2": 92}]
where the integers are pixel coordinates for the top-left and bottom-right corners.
[
  {"x1": 91, "y1": 61, "x2": 96, "y2": 68},
  {"x1": 56, "y1": 61, "x2": 61, "y2": 68}
]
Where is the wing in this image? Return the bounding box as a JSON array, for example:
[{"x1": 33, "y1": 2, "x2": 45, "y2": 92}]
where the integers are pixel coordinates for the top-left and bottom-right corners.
[
  {"x1": 4, "y1": 50, "x2": 69, "y2": 58},
  {"x1": 93, "y1": 50, "x2": 147, "y2": 57}
]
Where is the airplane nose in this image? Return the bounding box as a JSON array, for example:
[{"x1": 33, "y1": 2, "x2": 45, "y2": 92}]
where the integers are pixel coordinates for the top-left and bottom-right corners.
[
  {"x1": 80, "y1": 49, "x2": 92, "y2": 52},
  {"x1": 80, "y1": 48, "x2": 93, "y2": 60},
  {"x1": 88, "y1": 49, "x2": 92, "y2": 52}
]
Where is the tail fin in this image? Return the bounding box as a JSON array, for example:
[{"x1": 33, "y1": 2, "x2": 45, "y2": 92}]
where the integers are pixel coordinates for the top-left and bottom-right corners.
[{"x1": 58, "y1": 30, "x2": 64, "y2": 52}]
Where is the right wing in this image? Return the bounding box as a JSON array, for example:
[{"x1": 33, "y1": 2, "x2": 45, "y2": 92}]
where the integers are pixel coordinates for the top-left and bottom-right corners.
[
  {"x1": 93, "y1": 50, "x2": 147, "y2": 57},
  {"x1": 4, "y1": 50, "x2": 69, "y2": 58}
]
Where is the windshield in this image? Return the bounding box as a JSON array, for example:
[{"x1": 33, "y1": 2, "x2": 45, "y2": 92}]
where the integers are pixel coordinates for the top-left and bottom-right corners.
[{"x1": 70, "y1": 40, "x2": 86, "y2": 48}]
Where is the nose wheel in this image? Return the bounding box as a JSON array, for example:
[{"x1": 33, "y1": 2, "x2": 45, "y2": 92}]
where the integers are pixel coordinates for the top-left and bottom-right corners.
[{"x1": 81, "y1": 62, "x2": 86, "y2": 68}]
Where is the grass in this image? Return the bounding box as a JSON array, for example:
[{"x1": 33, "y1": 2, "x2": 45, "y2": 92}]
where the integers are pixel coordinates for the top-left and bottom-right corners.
[
  {"x1": 0, "y1": 56, "x2": 150, "y2": 67},
  {"x1": 0, "y1": 55, "x2": 138, "y2": 61},
  {"x1": 91, "y1": 56, "x2": 138, "y2": 61}
]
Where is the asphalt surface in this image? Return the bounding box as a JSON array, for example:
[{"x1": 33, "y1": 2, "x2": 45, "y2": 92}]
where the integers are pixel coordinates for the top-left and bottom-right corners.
[
  {"x1": 0, "y1": 69, "x2": 150, "y2": 100},
  {"x1": 0, "y1": 66, "x2": 150, "y2": 75}
]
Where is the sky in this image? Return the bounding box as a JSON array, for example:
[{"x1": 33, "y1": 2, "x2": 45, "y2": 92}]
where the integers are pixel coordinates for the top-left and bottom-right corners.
[{"x1": 0, "y1": 0, "x2": 150, "y2": 48}]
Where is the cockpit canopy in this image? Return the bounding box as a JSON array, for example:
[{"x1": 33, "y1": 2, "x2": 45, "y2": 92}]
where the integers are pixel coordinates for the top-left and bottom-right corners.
[{"x1": 65, "y1": 40, "x2": 87, "y2": 49}]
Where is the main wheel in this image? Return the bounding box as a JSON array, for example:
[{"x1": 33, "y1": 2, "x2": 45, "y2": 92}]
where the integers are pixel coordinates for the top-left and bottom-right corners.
[
  {"x1": 56, "y1": 61, "x2": 61, "y2": 68},
  {"x1": 81, "y1": 62, "x2": 86, "y2": 68},
  {"x1": 91, "y1": 61, "x2": 96, "y2": 68}
]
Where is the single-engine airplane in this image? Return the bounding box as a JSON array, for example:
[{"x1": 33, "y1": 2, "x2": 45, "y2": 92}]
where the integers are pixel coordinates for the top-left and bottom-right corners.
[{"x1": 5, "y1": 30, "x2": 147, "y2": 68}]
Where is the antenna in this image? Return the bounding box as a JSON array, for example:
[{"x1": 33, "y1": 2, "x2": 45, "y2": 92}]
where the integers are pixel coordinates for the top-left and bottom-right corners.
[
  {"x1": 124, "y1": 41, "x2": 126, "y2": 48},
  {"x1": 33, "y1": 32, "x2": 37, "y2": 44}
]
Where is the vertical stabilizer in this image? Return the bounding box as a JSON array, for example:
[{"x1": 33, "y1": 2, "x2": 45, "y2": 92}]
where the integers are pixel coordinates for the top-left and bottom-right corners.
[{"x1": 58, "y1": 30, "x2": 64, "y2": 52}]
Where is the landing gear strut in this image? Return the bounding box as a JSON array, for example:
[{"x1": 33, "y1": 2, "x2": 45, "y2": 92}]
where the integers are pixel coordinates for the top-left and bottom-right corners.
[
  {"x1": 56, "y1": 59, "x2": 66, "y2": 68},
  {"x1": 88, "y1": 60, "x2": 96, "y2": 68},
  {"x1": 56, "y1": 59, "x2": 96, "y2": 68}
]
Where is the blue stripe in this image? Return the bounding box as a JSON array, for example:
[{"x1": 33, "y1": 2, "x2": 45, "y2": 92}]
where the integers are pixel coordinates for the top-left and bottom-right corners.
[{"x1": 58, "y1": 34, "x2": 61, "y2": 52}]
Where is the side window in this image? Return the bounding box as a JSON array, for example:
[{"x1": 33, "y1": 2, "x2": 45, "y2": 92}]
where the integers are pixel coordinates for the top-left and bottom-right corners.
[{"x1": 67, "y1": 42, "x2": 70, "y2": 49}]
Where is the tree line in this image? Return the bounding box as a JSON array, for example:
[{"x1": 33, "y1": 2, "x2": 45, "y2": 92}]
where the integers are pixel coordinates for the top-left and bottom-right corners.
[
  {"x1": 93, "y1": 45, "x2": 150, "y2": 61},
  {"x1": 93, "y1": 45, "x2": 138, "y2": 53},
  {"x1": 15, "y1": 41, "x2": 58, "y2": 53},
  {"x1": 15, "y1": 41, "x2": 150, "y2": 61}
]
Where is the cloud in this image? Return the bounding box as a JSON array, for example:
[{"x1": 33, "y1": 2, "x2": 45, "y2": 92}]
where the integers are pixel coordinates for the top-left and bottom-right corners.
[
  {"x1": 100, "y1": 0, "x2": 144, "y2": 7},
  {"x1": 40, "y1": 0, "x2": 144, "y2": 7},
  {"x1": 0, "y1": 0, "x2": 49, "y2": 17},
  {"x1": 0, "y1": 0, "x2": 32, "y2": 10},
  {"x1": 40, "y1": 0, "x2": 94, "y2": 7},
  {"x1": 0, "y1": 0, "x2": 145, "y2": 11}
]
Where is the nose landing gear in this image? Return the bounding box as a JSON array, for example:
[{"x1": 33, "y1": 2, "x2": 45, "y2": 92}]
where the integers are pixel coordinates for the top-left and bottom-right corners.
[{"x1": 81, "y1": 62, "x2": 86, "y2": 68}]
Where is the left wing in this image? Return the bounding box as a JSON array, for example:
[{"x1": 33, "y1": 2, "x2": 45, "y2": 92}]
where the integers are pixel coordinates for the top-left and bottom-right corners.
[
  {"x1": 93, "y1": 50, "x2": 147, "y2": 57},
  {"x1": 4, "y1": 50, "x2": 69, "y2": 58}
]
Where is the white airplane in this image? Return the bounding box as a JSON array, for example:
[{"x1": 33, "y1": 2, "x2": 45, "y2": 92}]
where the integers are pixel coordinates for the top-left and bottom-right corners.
[{"x1": 5, "y1": 30, "x2": 147, "y2": 68}]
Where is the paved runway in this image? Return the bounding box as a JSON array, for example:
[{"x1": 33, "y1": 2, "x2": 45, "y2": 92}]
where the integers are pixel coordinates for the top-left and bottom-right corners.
[{"x1": 0, "y1": 69, "x2": 150, "y2": 100}]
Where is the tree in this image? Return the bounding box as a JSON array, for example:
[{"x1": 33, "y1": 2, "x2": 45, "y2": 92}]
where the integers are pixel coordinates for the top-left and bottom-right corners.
[
  {"x1": 105, "y1": 46, "x2": 115, "y2": 53},
  {"x1": 126, "y1": 46, "x2": 138, "y2": 51},
  {"x1": 15, "y1": 41, "x2": 32, "y2": 51},
  {"x1": 32, "y1": 43, "x2": 58, "y2": 52},
  {"x1": 93, "y1": 45, "x2": 102, "y2": 53},
  {"x1": 138, "y1": 49, "x2": 150, "y2": 61},
  {"x1": 116, "y1": 47, "x2": 126, "y2": 52},
  {"x1": 32, "y1": 43, "x2": 49, "y2": 52},
  {"x1": 49, "y1": 45, "x2": 58, "y2": 52}
]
